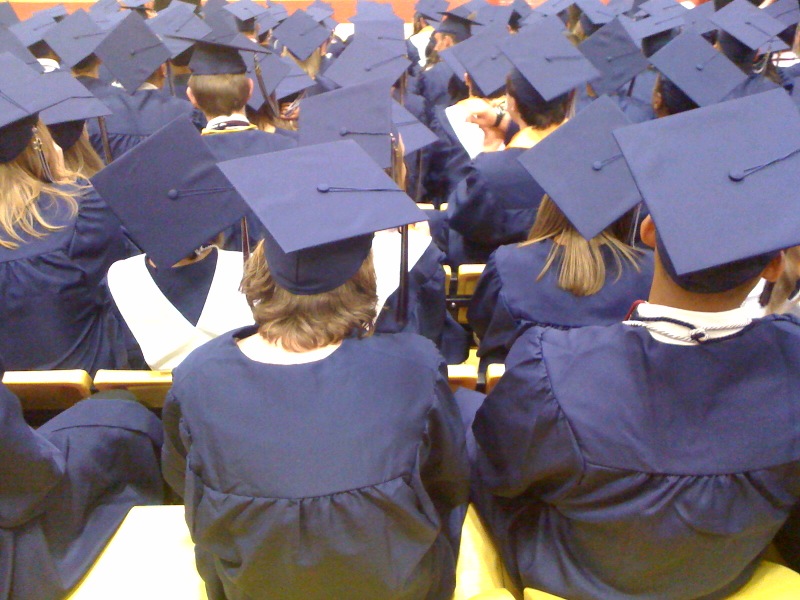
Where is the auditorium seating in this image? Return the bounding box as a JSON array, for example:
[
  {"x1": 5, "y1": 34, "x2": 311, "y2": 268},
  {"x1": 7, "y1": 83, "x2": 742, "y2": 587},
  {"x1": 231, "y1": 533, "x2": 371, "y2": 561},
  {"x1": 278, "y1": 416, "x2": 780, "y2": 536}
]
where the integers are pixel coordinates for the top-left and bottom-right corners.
[{"x1": 2, "y1": 369, "x2": 92, "y2": 411}]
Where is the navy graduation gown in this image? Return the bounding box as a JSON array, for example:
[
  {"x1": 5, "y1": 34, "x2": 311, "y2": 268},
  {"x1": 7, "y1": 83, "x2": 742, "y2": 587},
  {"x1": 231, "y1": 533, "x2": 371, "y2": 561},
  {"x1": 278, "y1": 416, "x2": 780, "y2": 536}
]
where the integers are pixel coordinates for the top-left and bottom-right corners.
[
  {"x1": 163, "y1": 328, "x2": 470, "y2": 600},
  {"x1": 418, "y1": 62, "x2": 455, "y2": 122},
  {"x1": 0, "y1": 185, "x2": 135, "y2": 374},
  {"x1": 1, "y1": 385, "x2": 163, "y2": 600},
  {"x1": 201, "y1": 129, "x2": 296, "y2": 252},
  {"x1": 473, "y1": 316, "x2": 800, "y2": 599},
  {"x1": 445, "y1": 147, "x2": 545, "y2": 267},
  {"x1": 468, "y1": 240, "x2": 654, "y2": 364},
  {"x1": 423, "y1": 104, "x2": 472, "y2": 207},
  {"x1": 85, "y1": 89, "x2": 204, "y2": 160},
  {"x1": 574, "y1": 87, "x2": 655, "y2": 124}
]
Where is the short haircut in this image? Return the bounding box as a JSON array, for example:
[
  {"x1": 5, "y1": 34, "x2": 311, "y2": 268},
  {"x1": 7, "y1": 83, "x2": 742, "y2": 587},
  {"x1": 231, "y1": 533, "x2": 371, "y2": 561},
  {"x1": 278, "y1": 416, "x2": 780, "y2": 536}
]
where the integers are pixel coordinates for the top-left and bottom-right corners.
[
  {"x1": 241, "y1": 241, "x2": 378, "y2": 352},
  {"x1": 188, "y1": 73, "x2": 251, "y2": 118},
  {"x1": 506, "y1": 71, "x2": 570, "y2": 130}
]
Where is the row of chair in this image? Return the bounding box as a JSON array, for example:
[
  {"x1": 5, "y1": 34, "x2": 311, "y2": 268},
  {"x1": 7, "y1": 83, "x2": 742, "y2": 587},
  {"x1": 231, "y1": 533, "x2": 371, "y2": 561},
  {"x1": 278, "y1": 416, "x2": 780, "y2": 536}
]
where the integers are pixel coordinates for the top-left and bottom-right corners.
[
  {"x1": 64, "y1": 500, "x2": 800, "y2": 600},
  {"x1": 3, "y1": 362, "x2": 506, "y2": 412}
]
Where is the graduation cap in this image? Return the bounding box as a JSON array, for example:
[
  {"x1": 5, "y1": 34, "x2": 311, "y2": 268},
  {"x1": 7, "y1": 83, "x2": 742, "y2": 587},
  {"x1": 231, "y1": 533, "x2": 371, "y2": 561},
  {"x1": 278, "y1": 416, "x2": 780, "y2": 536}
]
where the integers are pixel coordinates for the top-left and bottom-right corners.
[
  {"x1": 299, "y1": 78, "x2": 394, "y2": 169},
  {"x1": 34, "y1": 5, "x2": 68, "y2": 22},
  {"x1": 710, "y1": 0, "x2": 790, "y2": 52},
  {"x1": 9, "y1": 12, "x2": 57, "y2": 48},
  {"x1": 0, "y1": 2, "x2": 19, "y2": 28},
  {"x1": 392, "y1": 99, "x2": 438, "y2": 155},
  {"x1": 416, "y1": 0, "x2": 447, "y2": 22},
  {"x1": 42, "y1": 9, "x2": 107, "y2": 68},
  {"x1": 306, "y1": 0, "x2": 336, "y2": 28},
  {"x1": 323, "y1": 35, "x2": 411, "y2": 88},
  {"x1": 637, "y1": 0, "x2": 687, "y2": 18},
  {"x1": 649, "y1": 30, "x2": 747, "y2": 106},
  {"x1": 474, "y1": 4, "x2": 514, "y2": 31},
  {"x1": 185, "y1": 26, "x2": 269, "y2": 75},
  {"x1": 148, "y1": 1, "x2": 211, "y2": 59},
  {"x1": 448, "y1": 30, "x2": 513, "y2": 97},
  {"x1": 499, "y1": 16, "x2": 601, "y2": 101},
  {"x1": 354, "y1": 18, "x2": 407, "y2": 57},
  {"x1": 39, "y1": 71, "x2": 112, "y2": 125},
  {"x1": 218, "y1": 139, "x2": 425, "y2": 294},
  {"x1": 437, "y1": 45, "x2": 466, "y2": 80},
  {"x1": 0, "y1": 52, "x2": 75, "y2": 162},
  {"x1": 577, "y1": 0, "x2": 633, "y2": 28},
  {"x1": 436, "y1": 5, "x2": 477, "y2": 41},
  {"x1": 533, "y1": 0, "x2": 576, "y2": 18},
  {"x1": 0, "y1": 26, "x2": 42, "y2": 70},
  {"x1": 245, "y1": 50, "x2": 290, "y2": 109},
  {"x1": 223, "y1": 0, "x2": 268, "y2": 23},
  {"x1": 202, "y1": 0, "x2": 229, "y2": 17},
  {"x1": 682, "y1": 0, "x2": 718, "y2": 36},
  {"x1": 272, "y1": 9, "x2": 330, "y2": 61},
  {"x1": 353, "y1": 0, "x2": 399, "y2": 22},
  {"x1": 91, "y1": 9, "x2": 128, "y2": 32},
  {"x1": 614, "y1": 88, "x2": 800, "y2": 286},
  {"x1": 275, "y1": 58, "x2": 316, "y2": 100},
  {"x1": 89, "y1": 0, "x2": 122, "y2": 16},
  {"x1": 91, "y1": 116, "x2": 249, "y2": 268},
  {"x1": 580, "y1": 17, "x2": 649, "y2": 95},
  {"x1": 518, "y1": 95, "x2": 640, "y2": 239},
  {"x1": 764, "y1": 0, "x2": 800, "y2": 45},
  {"x1": 94, "y1": 12, "x2": 171, "y2": 92}
]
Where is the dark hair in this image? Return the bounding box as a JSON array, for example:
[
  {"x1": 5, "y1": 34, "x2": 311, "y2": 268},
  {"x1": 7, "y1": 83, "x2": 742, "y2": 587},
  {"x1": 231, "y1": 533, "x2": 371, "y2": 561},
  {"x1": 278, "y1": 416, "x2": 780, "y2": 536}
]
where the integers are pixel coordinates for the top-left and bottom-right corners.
[
  {"x1": 506, "y1": 70, "x2": 569, "y2": 129},
  {"x1": 654, "y1": 74, "x2": 697, "y2": 116}
]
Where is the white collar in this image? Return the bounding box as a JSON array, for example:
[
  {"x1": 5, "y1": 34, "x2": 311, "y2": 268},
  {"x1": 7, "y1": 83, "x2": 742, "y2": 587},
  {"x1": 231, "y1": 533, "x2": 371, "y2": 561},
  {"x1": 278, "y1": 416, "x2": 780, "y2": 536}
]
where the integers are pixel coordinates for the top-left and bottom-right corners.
[
  {"x1": 624, "y1": 301, "x2": 754, "y2": 346},
  {"x1": 37, "y1": 58, "x2": 60, "y2": 73},
  {"x1": 205, "y1": 113, "x2": 250, "y2": 130}
]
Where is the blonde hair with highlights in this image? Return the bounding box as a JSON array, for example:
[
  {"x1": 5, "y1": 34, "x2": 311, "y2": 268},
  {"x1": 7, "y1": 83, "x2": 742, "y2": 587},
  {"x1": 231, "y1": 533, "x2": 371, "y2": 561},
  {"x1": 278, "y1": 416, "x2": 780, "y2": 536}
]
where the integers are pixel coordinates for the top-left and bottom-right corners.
[
  {"x1": 241, "y1": 241, "x2": 378, "y2": 352},
  {"x1": 0, "y1": 121, "x2": 83, "y2": 249},
  {"x1": 523, "y1": 195, "x2": 642, "y2": 296}
]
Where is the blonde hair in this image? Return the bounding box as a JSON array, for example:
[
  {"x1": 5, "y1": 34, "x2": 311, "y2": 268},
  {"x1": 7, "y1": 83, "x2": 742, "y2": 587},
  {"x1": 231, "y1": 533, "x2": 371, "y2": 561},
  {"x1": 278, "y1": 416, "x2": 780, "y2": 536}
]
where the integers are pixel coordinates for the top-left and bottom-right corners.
[
  {"x1": 241, "y1": 241, "x2": 378, "y2": 352},
  {"x1": 523, "y1": 195, "x2": 642, "y2": 296},
  {"x1": 284, "y1": 46, "x2": 323, "y2": 79},
  {"x1": 0, "y1": 121, "x2": 83, "y2": 249},
  {"x1": 188, "y1": 73, "x2": 251, "y2": 117},
  {"x1": 62, "y1": 130, "x2": 105, "y2": 178}
]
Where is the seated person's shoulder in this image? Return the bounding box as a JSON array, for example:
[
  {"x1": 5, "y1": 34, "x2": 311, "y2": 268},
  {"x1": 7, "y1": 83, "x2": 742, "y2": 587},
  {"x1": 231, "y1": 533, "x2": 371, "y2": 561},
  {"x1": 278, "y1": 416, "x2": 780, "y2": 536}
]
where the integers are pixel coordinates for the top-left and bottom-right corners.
[{"x1": 365, "y1": 332, "x2": 444, "y2": 370}]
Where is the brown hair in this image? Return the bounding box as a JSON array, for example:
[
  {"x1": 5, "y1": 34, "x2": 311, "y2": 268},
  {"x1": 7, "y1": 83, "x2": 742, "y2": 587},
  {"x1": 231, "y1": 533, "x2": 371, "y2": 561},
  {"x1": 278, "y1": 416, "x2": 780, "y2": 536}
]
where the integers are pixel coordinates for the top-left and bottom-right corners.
[
  {"x1": 63, "y1": 130, "x2": 105, "y2": 178},
  {"x1": 241, "y1": 241, "x2": 378, "y2": 352},
  {"x1": 0, "y1": 122, "x2": 82, "y2": 249},
  {"x1": 188, "y1": 73, "x2": 251, "y2": 117},
  {"x1": 523, "y1": 195, "x2": 643, "y2": 296}
]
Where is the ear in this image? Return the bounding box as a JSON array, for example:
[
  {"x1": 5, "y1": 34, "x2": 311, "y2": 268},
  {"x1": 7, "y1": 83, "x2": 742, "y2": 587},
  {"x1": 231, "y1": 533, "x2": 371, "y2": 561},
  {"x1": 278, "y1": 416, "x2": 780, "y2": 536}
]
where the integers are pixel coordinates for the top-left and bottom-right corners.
[
  {"x1": 761, "y1": 251, "x2": 786, "y2": 283},
  {"x1": 186, "y1": 86, "x2": 199, "y2": 109},
  {"x1": 640, "y1": 214, "x2": 656, "y2": 249}
]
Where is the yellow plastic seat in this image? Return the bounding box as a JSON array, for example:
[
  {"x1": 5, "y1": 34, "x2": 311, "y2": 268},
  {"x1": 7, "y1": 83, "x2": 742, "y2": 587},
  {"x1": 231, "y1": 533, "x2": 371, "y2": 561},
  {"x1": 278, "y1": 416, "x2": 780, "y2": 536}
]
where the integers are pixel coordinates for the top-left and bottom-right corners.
[
  {"x1": 93, "y1": 370, "x2": 173, "y2": 408},
  {"x1": 448, "y1": 364, "x2": 479, "y2": 391},
  {"x1": 2, "y1": 370, "x2": 92, "y2": 411},
  {"x1": 520, "y1": 561, "x2": 800, "y2": 600},
  {"x1": 485, "y1": 363, "x2": 506, "y2": 394},
  {"x1": 66, "y1": 505, "x2": 206, "y2": 599},
  {"x1": 454, "y1": 505, "x2": 511, "y2": 600},
  {"x1": 456, "y1": 264, "x2": 486, "y2": 324},
  {"x1": 418, "y1": 203, "x2": 436, "y2": 211}
]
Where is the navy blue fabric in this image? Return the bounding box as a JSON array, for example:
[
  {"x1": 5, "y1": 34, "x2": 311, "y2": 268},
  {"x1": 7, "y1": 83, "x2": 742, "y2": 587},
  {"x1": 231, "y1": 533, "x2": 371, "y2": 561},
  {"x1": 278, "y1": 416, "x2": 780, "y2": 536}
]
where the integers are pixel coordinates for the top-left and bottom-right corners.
[
  {"x1": 423, "y1": 104, "x2": 472, "y2": 207},
  {"x1": 574, "y1": 86, "x2": 656, "y2": 123},
  {"x1": 468, "y1": 240, "x2": 654, "y2": 364},
  {"x1": 0, "y1": 386, "x2": 163, "y2": 600},
  {"x1": 376, "y1": 239, "x2": 470, "y2": 363},
  {"x1": 200, "y1": 129, "x2": 296, "y2": 252},
  {"x1": 163, "y1": 327, "x2": 469, "y2": 600},
  {"x1": 145, "y1": 247, "x2": 218, "y2": 326},
  {"x1": 0, "y1": 185, "x2": 136, "y2": 374},
  {"x1": 446, "y1": 147, "x2": 545, "y2": 266},
  {"x1": 418, "y1": 61, "x2": 455, "y2": 122},
  {"x1": 84, "y1": 86, "x2": 205, "y2": 161},
  {"x1": 473, "y1": 316, "x2": 800, "y2": 599}
]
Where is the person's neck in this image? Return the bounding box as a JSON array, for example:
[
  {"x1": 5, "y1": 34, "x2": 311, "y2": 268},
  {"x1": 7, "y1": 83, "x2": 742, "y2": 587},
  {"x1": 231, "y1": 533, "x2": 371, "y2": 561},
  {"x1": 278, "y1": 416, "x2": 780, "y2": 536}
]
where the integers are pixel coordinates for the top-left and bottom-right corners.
[{"x1": 647, "y1": 262, "x2": 753, "y2": 313}]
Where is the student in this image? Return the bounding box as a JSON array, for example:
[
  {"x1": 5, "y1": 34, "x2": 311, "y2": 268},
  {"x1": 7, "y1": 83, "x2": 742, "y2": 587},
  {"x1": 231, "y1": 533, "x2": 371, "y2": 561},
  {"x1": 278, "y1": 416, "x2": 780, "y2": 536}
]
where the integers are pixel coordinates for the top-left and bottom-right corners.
[
  {"x1": 0, "y1": 54, "x2": 134, "y2": 374},
  {"x1": 472, "y1": 89, "x2": 800, "y2": 599},
  {"x1": 92, "y1": 118, "x2": 254, "y2": 371},
  {"x1": 439, "y1": 19, "x2": 600, "y2": 267},
  {"x1": 468, "y1": 98, "x2": 654, "y2": 366},
  {"x1": 0, "y1": 360, "x2": 163, "y2": 600},
  {"x1": 163, "y1": 140, "x2": 469, "y2": 600}
]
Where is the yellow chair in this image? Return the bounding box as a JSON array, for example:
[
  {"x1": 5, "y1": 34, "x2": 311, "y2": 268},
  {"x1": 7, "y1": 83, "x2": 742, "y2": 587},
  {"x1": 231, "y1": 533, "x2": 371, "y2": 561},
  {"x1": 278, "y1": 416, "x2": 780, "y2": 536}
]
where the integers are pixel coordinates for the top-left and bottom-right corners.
[
  {"x1": 445, "y1": 264, "x2": 453, "y2": 295},
  {"x1": 455, "y1": 264, "x2": 486, "y2": 324},
  {"x1": 454, "y1": 505, "x2": 512, "y2": 600},
  {"x1": 448, "y1": 364, "x2": 479, "y2": 391},
  {"x1": 2, "y1": 370, "x2": 92, "y2": 411},
  {"x1": 485, "y1": 364, "x2": 506, "y2": 394},
  {"x1": 520, "y1": 561, "x2": 800, "y2": 600},
  {"x1": 418, "y1": 203, "x2": 436, "y2": 211},
  {"x1": 66, "y1": 505, "x2": 206, "y2": 600},
  {"x1": 440, "y1": 203, "x2": 449, "y2": 211},
  {"x1": 92, "y1": 370, "x2": 173, "y2": 409}
]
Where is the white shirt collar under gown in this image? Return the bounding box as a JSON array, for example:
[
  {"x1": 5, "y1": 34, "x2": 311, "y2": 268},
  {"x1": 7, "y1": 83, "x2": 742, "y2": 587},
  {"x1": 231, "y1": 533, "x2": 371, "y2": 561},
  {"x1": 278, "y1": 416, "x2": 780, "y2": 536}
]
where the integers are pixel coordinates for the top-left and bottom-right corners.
[
  {"x1": 371, "y1": 228, "x2": 432, "y2": 324},
  {"x1": 626, "y1": 301, "x2": 754, "y2": 346},
  {"x1": 107, "y1": 249, "x2": 254, "y2": 370}
]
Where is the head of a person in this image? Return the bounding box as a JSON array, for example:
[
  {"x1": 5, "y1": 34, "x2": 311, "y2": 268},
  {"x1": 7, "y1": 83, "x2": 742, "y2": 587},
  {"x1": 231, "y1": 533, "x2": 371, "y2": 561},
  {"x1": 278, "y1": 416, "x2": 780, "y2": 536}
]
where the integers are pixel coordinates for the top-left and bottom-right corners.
[
  {"x1": 652, "y1": 74, "x2": 698, "y2": 118},
  {"x1": 241, "y1": 240, "x2": 378, "y2": 352},
  {"x1": 0, "y1": 118, "x2": 80, "y2": 248},
  {"x1": 640, "y1": 214, "x2": 784, "y2": 302},
  {"x1": 187, "y1": 73, "x2": 253, "y2": 118},
  {"x1": 50, "y1": 120, "x2": 105, "y2": 178},
  {"x1": 525, "y1": 194, "x2": 643, "y2": 296},
  {"x1": 506, "y1": 68, "x2": 570, "y2": 130},
  {"x1": 71, "y1": 53, "x2": 102, "y2": 78}
]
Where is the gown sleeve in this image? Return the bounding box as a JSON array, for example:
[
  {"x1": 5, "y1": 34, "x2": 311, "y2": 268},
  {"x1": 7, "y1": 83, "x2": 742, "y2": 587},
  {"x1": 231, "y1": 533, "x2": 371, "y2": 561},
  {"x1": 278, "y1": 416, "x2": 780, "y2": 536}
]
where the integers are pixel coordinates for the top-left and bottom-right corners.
[
  {"x1": 162, "y1": 388, "x2": 189, "y2": 498},
  {"x1": 467, "y1": 252, "x2": 502, "y2": 342},
  {"x1": 472, "y1": 328, "x2": 584, "y2": 499}
]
